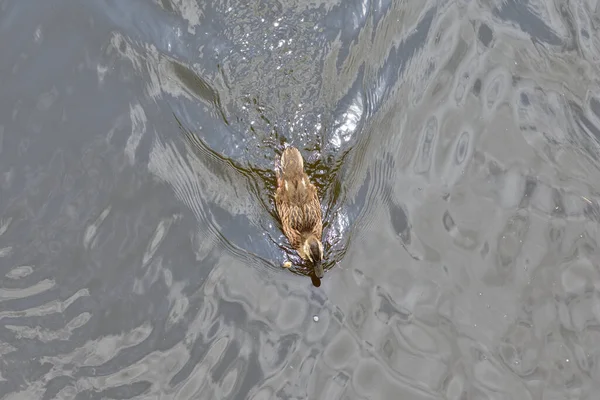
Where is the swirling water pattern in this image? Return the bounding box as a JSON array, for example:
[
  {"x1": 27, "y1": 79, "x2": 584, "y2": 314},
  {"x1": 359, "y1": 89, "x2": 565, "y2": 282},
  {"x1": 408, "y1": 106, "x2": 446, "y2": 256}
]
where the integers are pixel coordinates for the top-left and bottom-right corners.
[{"x1": 2, "y1": 0, "x2": 600, "y2": 398}]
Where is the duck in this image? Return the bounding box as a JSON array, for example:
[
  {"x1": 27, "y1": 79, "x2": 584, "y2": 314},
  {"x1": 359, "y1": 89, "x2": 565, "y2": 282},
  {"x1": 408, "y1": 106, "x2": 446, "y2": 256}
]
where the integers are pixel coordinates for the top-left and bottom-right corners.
[{"x1": 274, "y1": 146, "x2": 324, "y2": 278}]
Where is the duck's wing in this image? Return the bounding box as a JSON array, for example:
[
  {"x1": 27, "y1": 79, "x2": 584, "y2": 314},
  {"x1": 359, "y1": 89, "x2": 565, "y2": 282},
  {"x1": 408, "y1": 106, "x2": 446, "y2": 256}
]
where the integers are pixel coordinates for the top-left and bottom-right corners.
[
  {"x1": 274, "y1": 179, "x2": 323, "y2": 249},
  {"x1": 275, "y1": 192, "x2": 303, "y2": 250}
]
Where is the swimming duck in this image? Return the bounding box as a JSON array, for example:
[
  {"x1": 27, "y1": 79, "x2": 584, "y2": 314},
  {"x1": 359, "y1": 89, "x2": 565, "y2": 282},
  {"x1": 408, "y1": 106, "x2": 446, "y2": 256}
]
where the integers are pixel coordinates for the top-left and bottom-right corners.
[{"x1": 274, "y1": 146, "x2": 324, "y2": 278}]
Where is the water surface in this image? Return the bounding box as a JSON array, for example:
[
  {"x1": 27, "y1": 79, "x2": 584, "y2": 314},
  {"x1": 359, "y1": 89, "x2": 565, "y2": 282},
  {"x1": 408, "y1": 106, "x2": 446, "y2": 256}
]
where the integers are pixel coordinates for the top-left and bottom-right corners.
[{"x1": 2, "y1": 0, "x2": 600, "y2": 398}]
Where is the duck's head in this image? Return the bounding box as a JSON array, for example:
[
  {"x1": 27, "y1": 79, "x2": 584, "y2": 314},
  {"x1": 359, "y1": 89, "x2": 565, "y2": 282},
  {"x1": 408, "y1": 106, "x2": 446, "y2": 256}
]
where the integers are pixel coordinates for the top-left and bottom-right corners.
[
  {"x1": 280, "y1": 147, "x2": 304, "y2": 178},
  {"x1": 303, "y1": 235, "x2": 324, "y2": 278}
]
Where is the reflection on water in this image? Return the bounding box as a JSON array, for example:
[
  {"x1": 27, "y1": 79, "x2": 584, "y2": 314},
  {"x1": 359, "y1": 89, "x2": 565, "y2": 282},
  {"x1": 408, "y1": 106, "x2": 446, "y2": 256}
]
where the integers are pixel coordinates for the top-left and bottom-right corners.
[{"x1": 2, "y1": 0, "x2": 600, "y2": 398}]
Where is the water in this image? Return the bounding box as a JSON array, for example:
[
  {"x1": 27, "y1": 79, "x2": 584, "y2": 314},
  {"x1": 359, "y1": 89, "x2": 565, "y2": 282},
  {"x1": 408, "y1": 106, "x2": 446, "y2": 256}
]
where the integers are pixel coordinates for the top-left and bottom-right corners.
[{"x1": 1, "y1": 0, "x2": 600, "y2": 398}]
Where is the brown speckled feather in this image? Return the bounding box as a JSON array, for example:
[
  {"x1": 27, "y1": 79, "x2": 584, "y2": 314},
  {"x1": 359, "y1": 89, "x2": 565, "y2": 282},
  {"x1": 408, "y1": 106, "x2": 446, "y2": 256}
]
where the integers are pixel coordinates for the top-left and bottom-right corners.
[
  {"x1": 274, "y1": 147, "x2": 322, "y2": 260},
  {"x1": 275, "y1": 182, "x2": 322, "y2": 246}
]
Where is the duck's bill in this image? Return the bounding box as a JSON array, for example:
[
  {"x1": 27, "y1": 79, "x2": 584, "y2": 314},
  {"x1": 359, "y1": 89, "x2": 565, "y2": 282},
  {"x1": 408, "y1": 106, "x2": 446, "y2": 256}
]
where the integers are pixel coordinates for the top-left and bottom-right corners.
[{"x1": 313, "y1": 262, "x2": 324, "y2": 279}]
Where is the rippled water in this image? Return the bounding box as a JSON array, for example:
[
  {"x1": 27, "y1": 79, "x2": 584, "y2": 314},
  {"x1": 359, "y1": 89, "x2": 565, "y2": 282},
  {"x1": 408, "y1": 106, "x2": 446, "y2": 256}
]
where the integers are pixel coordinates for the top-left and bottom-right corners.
[{"x1": 2, "y1": 0, "x2": 600, "y2": 398}]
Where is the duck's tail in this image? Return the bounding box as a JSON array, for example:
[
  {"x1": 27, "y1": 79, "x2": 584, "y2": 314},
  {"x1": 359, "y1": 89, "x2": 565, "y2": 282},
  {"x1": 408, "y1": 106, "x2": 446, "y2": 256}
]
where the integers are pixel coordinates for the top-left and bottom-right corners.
[{"x1": 280, "y1": 147, "x2": 304, "y2": 177}]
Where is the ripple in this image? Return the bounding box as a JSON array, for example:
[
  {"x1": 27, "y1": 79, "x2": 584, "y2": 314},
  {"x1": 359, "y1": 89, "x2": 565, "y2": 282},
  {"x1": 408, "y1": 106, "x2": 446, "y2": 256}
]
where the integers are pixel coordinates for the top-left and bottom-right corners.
[
  {"x1": 453, "y1": 50, "x2": 479, "y2": 107},
  {"x1": 414, "y1": 116, "x2": 438, "y2": 175},
  {"x1": 142, "y1": 215, "x2": 179, "y2": 266},
  {"x1": 5, "y1": 312, "x2": 91, "y2": 343},
  {"x1": 147, "y1": 129, "x2": 277, "y2": 267},
  {"x1": 0, "y1": 278, "x2": 55, "y2": 301},
  {"x1": 482, "y1": 67, "x2": 509, "y2": 117},
  {"x1": 4, "y1": 0, "x2": 600, "y2": 398},
  {"x1": 5, "y1": 265, "x2": 34, "y2": 280},
  {"x1": 330, "y1": 87, "x2": 364, "y2": 150},
  {"x1": 493, "y1": 0, "x2": 564, "y2": 46},
  {"x1": 83, "y1": 206, "x2": 111, "y2": 250},
  {"x1": 454, "y1": 130, "x2": 471, "y2": 165}
]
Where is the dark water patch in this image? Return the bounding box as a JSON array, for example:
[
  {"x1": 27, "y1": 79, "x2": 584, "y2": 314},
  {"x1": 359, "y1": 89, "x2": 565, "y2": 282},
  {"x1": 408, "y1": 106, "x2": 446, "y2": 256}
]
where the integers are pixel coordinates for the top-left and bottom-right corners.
[
  {"x1": 472, "y1": 78, "x2": 481, "y2": 96},
  {"x1": 478, "y1": 23, "x2": 493, "y2": 47},
  {"x1": 388, "y1": 200, "x2": 410, "y2": 245},
  {"x1": 171, "y1": 61, "x2": 229, "y2": 125},
  {"x1": 591, "y1": 97, "x2": 600, "y2": 119},
  {"x1": 368, "y1": 6, "x2": 436, "y2": 116},
  {"x1": 42, "y1": 375, "x2": 76, "y2": 400},
  {"x1": 493, "y1": 0, "x2": 563, "y2": 46}
]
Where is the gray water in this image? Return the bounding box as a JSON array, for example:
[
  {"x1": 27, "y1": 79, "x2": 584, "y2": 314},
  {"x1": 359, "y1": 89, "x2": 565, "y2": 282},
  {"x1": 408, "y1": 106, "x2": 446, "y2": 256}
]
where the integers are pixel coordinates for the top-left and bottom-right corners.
[{"x1": 2, "y1": 0, "x2": 600, "y2": 398}]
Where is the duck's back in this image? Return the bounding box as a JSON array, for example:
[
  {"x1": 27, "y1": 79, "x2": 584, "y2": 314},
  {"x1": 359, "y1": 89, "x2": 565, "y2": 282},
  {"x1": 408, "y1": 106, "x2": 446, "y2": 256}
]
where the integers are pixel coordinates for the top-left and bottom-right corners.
[
  {"x1": 276, "y1": 177, "x2": 320, "y2": 230},
  {"x1": 275, "y1": 146, "x2": 323, "y2": 242}
]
